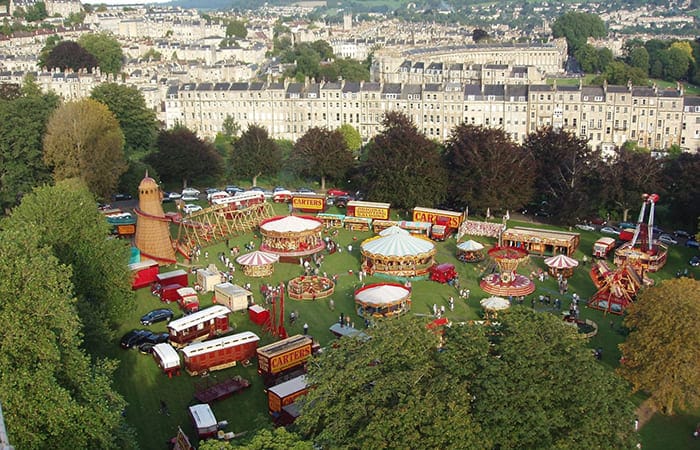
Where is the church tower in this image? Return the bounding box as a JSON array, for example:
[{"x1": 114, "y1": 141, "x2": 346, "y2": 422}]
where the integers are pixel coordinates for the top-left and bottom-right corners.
[{"x1": 134, "y1": 173, "x2": 176, "y2": 264}]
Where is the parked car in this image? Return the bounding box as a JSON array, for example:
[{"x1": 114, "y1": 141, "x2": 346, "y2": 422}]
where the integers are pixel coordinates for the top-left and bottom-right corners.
[
  {"x1": 225, "y1": 185, "x2": 244, "y2": 195},
  {"x1": 137, "y1": 332, "x2": 170, "y2": 354},
  {"x1": 297, "y1": 187, "x2": 315, "y2": 193},
  {"x1": 575, "y1": 223, "x2": 595, "y2": 231},
  {"x1": 618, "y1": 222, "x2": 636, "y2": 230},
  {"x1": 163, "y1": 192, "x2": 181, "y2": 202},
  {"x1": 205, "y1": 188, "x2": 219, "y2": 199},
  {"x1": 248, "y1": 186, "x2": 265, "y2": 192},
  {"x1": 120, "y1": 329, "x2": 153, "y2": 349},
  {"x1": 140, "y1": 308, "x2": 175, "y2": 326},
  {"x1": 181, "y1": 187, "x2": 200, "y2": 196},
  {"x1": 600, "y1": 226, "x2": 620, "y2": 235},
  {"x1": 326, "y1": 188, "x2": 349, "y2": 197},
  {"x1": 674, "y1": 230, "x2": 691, "y2": 239},
  {"x1": 112, "y1": 193, "x2": 133, "y2": 201},
  {"x1": 690, "y1": 256, "x2": 700, "y2": 267},
  {"x1": 334, "y1": 195, "x2": 352, "y2": 208},
  {"x1": 657, "y1": 234, "x2": 678, "y2": 245},
  {"x1": 183, "y1": 204, "x2": 203, "y2": 214},
  {"x1": 686, "y1": 238, "x2": 700, "y2": 249},
  {"x1": 273, "y1": 186, "x2": 288, "y2": 193}
]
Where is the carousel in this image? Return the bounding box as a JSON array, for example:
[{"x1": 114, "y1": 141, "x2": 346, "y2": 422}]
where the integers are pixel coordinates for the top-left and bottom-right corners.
[
  {"x1": 287, "y1": 275, "x2": 335, "y2": 301},
  {"x1": 236, "y1": 250, "x2": 279, "y2": 277},
  {"x1": 543, "y1": 254, "x2": 579, "y2": 278},
  {"x1": 259, "y1": 215, "x2": 325, "y2": 262},
  {"x1": 354, "y1": 283, "x2": 411, "y2": 318},
  {"x1": 457, "y1": 240, "x2": 485, "y2": 263},
  {"x1": 360, "y1": 227, "x2": 436, "y2": 278},
  {"x1": 480, "y1": 296, "x2": 511, "y2": 319},
  {"x1": 480, "y1": 246, "x2": 536, "y2": 297}
]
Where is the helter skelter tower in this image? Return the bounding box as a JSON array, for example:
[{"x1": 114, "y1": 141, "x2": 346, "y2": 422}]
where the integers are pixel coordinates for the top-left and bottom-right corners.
[{"x1": 134, "y1": 173, "x2": 177, "y2": 264}]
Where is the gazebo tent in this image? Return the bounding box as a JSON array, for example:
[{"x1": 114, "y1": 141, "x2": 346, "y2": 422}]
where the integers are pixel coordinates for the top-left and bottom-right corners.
[
  {"x1": 236, "y1": 250, "x2": 280, "y2": 277},
  {"x1": 457, "y1": 239, "x2": 485, "y2": 263},
  {"x1": 543, "y1": 254, "x2": 579, "y2": 278},
  {"x1": 360, "y1": 232, "x2": 436, "y2": 277}
]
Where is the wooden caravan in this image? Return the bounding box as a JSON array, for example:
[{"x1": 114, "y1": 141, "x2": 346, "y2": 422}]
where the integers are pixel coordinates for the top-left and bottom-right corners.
[
  {"x1": 181, "y1": 331, "x2": 260, "y2": 376},
  {"x1": 316, "y1": 213, "x2": 345, "y2": 229},
  {"x1": 214, "y1": 283, "x2": 254, "y2": 312},
  {"x1": 152, "y1": 343, "x2": 181, "y2": 377},
  {"x1": 267, "y1": 375, "x2": 308, "y2": 415},
  {"x1": 167, "y1": 305, "x2": 232, "y2": 347},
  {"x1": 593, "y1": 237, "x2": 616, "y2": 258},
  {"x1": 257, "y1": 335, "x2": 313, "y2": 384},
  {"x1": 501, "y1": 226, "x2": 580, "y2": 257},
  {"x1": 346, "y1": 201, "x2": 391, "y2": 220}
]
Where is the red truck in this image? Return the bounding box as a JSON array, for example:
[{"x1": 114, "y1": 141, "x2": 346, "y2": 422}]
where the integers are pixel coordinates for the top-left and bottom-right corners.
[
  {"x1": 256, "y1": 335, "x2": 318, "y2": 386},
  {"x1": 176, "y1": 287, "x2": 200, "y2": 313},
  {"x1": 152, "y1": 270, "x2": 189, "y2": 302}
]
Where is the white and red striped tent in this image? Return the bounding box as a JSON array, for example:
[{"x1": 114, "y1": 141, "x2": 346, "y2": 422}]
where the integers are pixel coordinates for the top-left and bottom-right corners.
[
  {"x1": 236, "y1": 250, "x2": 280, "y2": 267},
  {"x1": 543, "y1": 254, "x2": 579, "y2": 269}
]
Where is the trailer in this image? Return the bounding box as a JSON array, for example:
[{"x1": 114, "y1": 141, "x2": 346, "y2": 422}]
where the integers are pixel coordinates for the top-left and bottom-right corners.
[
  {"x1": 181, "y1": 331, "x2": 260, "y2": 376},
  {"x1": 412, "y1": 207, "x2": 463, "y2": 229},
  {"x1": 214, "y1": 283, "x2": 254, "y2": 312},
  {"x1": 128, "y1": 259, "x2": 159, "y2": 290},
  {"x1": 176, "y1": 287, "x2": 200, "y2": 313},
  {"x1": 292, "y1": 194, "x2": 326, "y2": 213},
  {"x1": 156, "y1": 269, "x2": 189, "y2": 289},
  {"x1": 346, "y1": 200, "x2": 391, "y2": 220},
  {"x1": 194, "y1": 375, "x2": 251, "y2": 404},
  {"x1": 152, "y1": 343, "x2": 181, "y2": 377},
  {"x1": 593, "y1": 237, "x2": 617, "y2": 258},
  {"x1": 266, "y1": 375, "x2": 308, "y2": 416},
  {"x1": 159, "y1": 284, "x2": 183, "y2": 304},
  {"x1": 196, "y1": 265, "x2": 221, "y2": 293},
  {"x1": 256, "y1": 334, "x2": 314, "y2": 386},
  {"x1": 167, "y1": 305, "x2": 232, "y2": 347},
  {"x1": 188, "y1": 404, "x2": 219, "y2": 438}
]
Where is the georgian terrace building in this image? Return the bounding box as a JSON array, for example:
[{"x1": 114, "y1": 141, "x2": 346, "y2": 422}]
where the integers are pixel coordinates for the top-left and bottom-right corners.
[{"x1": 164, "y1": 79, "x2": 693, "y2": 154}]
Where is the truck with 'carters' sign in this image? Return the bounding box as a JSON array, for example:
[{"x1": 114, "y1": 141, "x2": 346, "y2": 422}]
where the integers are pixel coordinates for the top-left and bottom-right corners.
[{"x1": 256, "y1": 335, "x2": 317, "y2": 386}]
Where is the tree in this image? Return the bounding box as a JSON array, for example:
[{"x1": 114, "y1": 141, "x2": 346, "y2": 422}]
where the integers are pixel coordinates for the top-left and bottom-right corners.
[
  {"x1": 522, "y1": 127, "x2": 601, "y2": 222},
  {"x1": 472, "y1": 28, "x2": 489, "y2": 42},
  {"x1": 443, "y1": 124, "x2": 535, "y2": 212},
  {"x1": 619, "y1": 278, "x2": 700, "y2": 415},
  {"x1": 574, "y1": 44, "x2": 599, "y2": 73},
  {"x1": 91, "y1": 83, "x2": 158, "y2": 157},
  {"x1": 226, "y1": 19, "x2": 247, "y2": 39},
  {"x1": 338, "y1": 123, "x2": 362, "y2": 154},
  {"x1": 0, "y1": 79, "x2": 59, "y2": 210},
  {"x1": 199, "y1": 428, "x2": 312, "y2": 450},
  {"x1": 229, "y1": 124, "x2": 281, "y2": 186},
  {"x1": 43, "y1": 98, "x2": 127, "y2": 200},
  {"x1": 551, "y1": 12, "x2": 607, "y2": 54},
  {"x1": 6, "y1": 179, "x2": 135, "y2": 346},
  {"x1": 0, "y1": 225, "x2": 132, "y2": 450},
  {"x1": 661, "y1": 46, "x2": 691, "y2": 81},
  {"x1": 38, "y1": 34, "x2": 62, "y2": 69},
  {"x1": 449, "y1": 309, "x2": 637, "y2": 449},
  {"x1": 362, "y1": 112, "x2": 447, "y2": 210},
  {"x1": 600, "y1": 145, "x2": 663, "y2": 222},
  {"x1": 659, "y1": 152, "x2": 700, "y2": 230},
  {"x1": 593, "y1": 61, "x2": 647, "y2": 86},
  {"x1": 78, "y1": 32, "x2": 124, "y2": 74},
  {"x1": 628, "y1": 46, "x2": 650, "y2": 72},
  {"x1": 146, "y1": 127, "x2": 223, "y2": 187},
  {"x1": 292, "y1": 127, "x2": 354, "y2": 190},
  {"x1": 45, "y1": 40, "x2": 98, "y2": 72},
  {"x1": 296, "y1": 317, "x2": 482, "y2": 449}
]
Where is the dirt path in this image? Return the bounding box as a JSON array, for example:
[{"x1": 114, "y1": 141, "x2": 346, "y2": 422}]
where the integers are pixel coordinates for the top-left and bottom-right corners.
[{"x1": 636, "y1": 398, "x2": 658, "y2": 429}]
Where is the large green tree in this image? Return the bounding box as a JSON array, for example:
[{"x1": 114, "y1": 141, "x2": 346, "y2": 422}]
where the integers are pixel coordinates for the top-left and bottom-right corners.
[
  {"x1": 292, "y1": 127, "x2": 354, "y2": 190},
  {"x1": 43, "y1": 98, "x2": 127, "y2": 200},
  {"x1": 5, "y1": 179, "x2": 134, "y2": 345},
  {"x1": 0, "y1": 211, "x2": 133, "y2": 449},
  {"x1": 619, "y1": 278, "x2": 700, "y2": 415},
  {"x1": 0, "y1": 77, "x2": 59, "y2": 211},
  {"x1": 551, "y1": 12, "x2": 607, "y2": 54},
  {"x1": 523, "y1": 127, "x2": 601, "y2": 222},
  {"x1": 91, "y1": 83, "x2": 158, "y2": 157},
  {"x1": 146, "y1": 127, "x2": 223, "y2": 187},
  {"x1": 78, "y1": 32, "x2": 124, "y2": 75},
  {"x1": 229, "y1": 124, "x2": 281, "y2": 186},
  {"x1": 443, "y1": 124, "x2": 535, "y2": 212},
  {"x1": 660, "y1": 152, "x2": 700, "y2": 230},
  {"x1": 199, "y1": 428, "x2": 312, "y2": 450},
  {"x1": 362, "y1": 111, "x2": 447, "y2": 210}
]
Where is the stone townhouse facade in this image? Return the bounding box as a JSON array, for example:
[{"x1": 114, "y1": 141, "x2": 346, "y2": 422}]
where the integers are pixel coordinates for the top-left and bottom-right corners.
[{"x1": 164, "y1": 79, "x2": 693, "y2": 154}]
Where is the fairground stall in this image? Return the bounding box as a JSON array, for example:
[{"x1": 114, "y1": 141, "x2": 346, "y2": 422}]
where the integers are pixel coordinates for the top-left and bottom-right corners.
[
  {"x1": 346, "y1": 201, "x2": 391, "y2": 221},
  {"x1": 236, "y1": 250, "x2": 280, "y2": 277},
  {"x1": 501, "y1": 226, "x2": 580, "y2": 257},
  {"x1": 354, "y1": 283, "x2": 412, "y2": 318},
  {"x1": 456, "y1": 240, "x2": 485, "y2": 263},
  {"x1": 259, "y1": 216, "x2": 325, "y2": 263},
  {"x1": 344, "y1": 217, "x2": 373, "y2": 232},
  {"x1": 543, "y1": 254, "x2": 579, "y2": 278},
  {"x1": 360, "y1": 227, "x2": 436, "y2": 277},
  {"x1": 287, "y1": 275, "x2": 335, "y2": 300},
  {"x1": 316, "y1": 213, "x2": 344, "y2": 229}
]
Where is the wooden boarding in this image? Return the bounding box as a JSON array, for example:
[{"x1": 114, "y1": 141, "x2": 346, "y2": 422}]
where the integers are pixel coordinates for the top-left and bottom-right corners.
[{"x1": 194, "y1": 376, "x2": 251, "y2": 404}]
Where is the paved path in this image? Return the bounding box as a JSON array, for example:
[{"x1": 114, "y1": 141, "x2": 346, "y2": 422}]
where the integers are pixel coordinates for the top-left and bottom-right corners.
[{"x1": 636, "y1": 398, "x2": 657, "y2": 429}]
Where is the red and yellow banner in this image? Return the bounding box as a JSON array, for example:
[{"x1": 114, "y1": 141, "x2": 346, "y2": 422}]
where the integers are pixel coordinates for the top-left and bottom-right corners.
[
  {"x1": 413, "y1": 207, "x2": 462, "y2": 228},
  {"x1": 292, "y1": 195, "x2": 325, "y2": 211}
]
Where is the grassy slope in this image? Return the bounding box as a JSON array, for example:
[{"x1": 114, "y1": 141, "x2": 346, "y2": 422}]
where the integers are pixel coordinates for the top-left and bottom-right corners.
[{"x1": 111, "y1": 201, "x2": 700, "y2": 449}]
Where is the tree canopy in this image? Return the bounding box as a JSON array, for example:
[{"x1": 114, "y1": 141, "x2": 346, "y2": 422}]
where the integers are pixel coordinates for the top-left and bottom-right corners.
[
  {"x1": 362, "y1": 111, "x2": 447, "y2": 210},
  {"x1": 659, "y1": 152, "x2": 700, "y2": 230},
  {"x1": 229, "y1": 124, "x2": 281, "y2": 186},
  {"x1": 78, "y1": 33, "x2": 124, "y2": 75},
  {"x1": 443, "y1": 124, "x2": 535, "y2": 212},
  {"x1": 619, "y1": 278, "x2": 700, "y2": 415},
  {"x1": 44, "y1": 40, "x2": 98, "y2": 73},
  {"x1": 199, "y1": 428, "x2": 312, "y2": 450},
  {"x1": 297, "y1": 309, "x2": 637, "y2": 449},
  {"x1": 43, "y1": 98, "x2": 127, "y2": 200},
  {"x1": 291, "y1": 126, "x2": 354, "y2": 190},
  {"x1": 146, "y1": 127, "x2": 223, "y2": 187},
  {"x1": 225, "y1": 19, "x2": 247, "y2": 38},
  {"x1": 551, "y1": 12, "x2": 607, "y2": 54},
  {"x1": 91, "y1": 83, "x2": 158, "y2": 157}
]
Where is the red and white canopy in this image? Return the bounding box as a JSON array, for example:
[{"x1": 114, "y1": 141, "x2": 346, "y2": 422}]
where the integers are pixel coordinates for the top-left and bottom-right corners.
[
  {"x1": 543, "y1": 254, "x2": 579, "y2": 269},
  {"x1": 236, "y1": 250, "x2": 280, "y2": 266}
]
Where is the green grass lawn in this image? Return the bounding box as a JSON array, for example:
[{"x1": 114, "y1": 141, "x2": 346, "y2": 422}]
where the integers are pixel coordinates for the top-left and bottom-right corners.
[{"x1": 110, "y1": 202, "x2": 700, "y2": 448}]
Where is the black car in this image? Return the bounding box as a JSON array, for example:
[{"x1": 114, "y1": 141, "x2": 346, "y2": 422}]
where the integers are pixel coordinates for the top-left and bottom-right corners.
[
  {"x1": 686, "y1": 238, "x2": 700, "y2": 249},
  {"x1": 138, "y1": 332, "x2": 170, "y2": 354},
  {"x1": 120, "y1": 329, "x2": 153, "y2": 349},
  {"x1": 690, "y1": 256, "x2": 700, "y2": 267},
  {"x1": 112, "y1": 193, "x2": 133, "y2": 201},
  {"x1": 225, "y1": 185, "x2": 244, "y2": 195},
  {"x1": 335, "y1": 195, "x2": 351, "y2": 208},
  {"x1": 140, "y1": 308, "x2": 174, "y2": 326}
]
